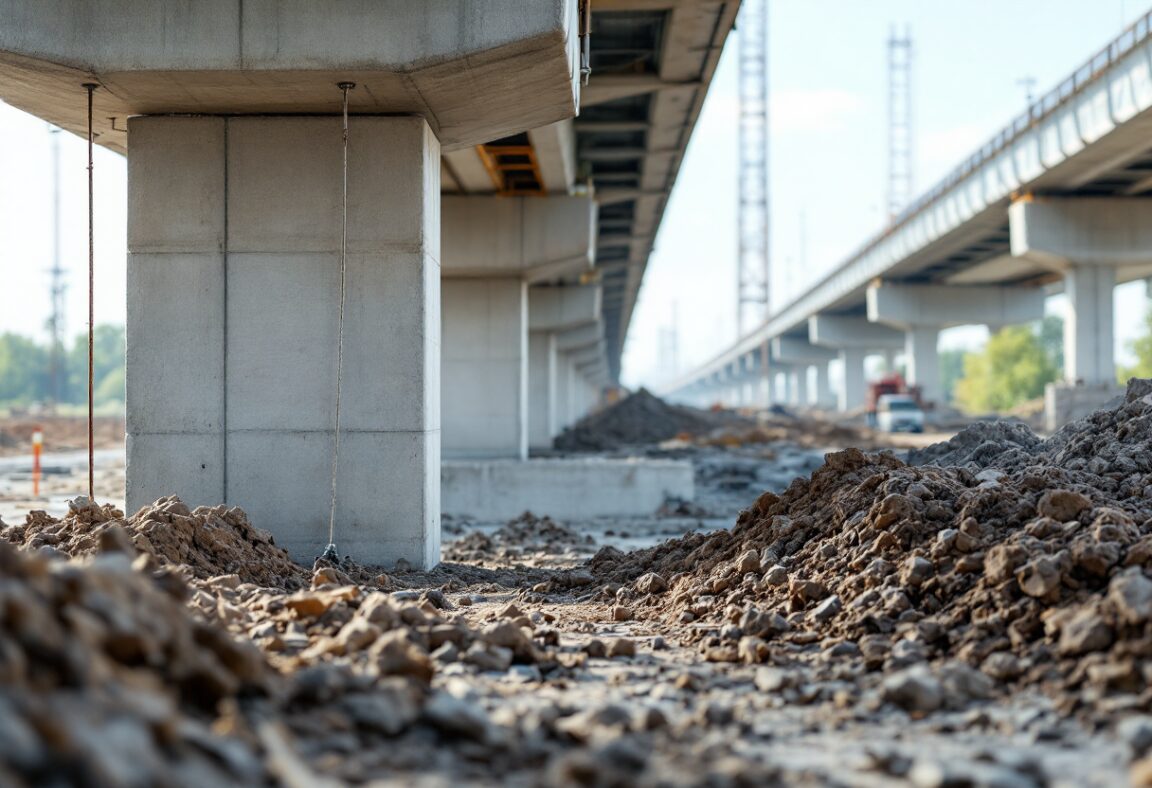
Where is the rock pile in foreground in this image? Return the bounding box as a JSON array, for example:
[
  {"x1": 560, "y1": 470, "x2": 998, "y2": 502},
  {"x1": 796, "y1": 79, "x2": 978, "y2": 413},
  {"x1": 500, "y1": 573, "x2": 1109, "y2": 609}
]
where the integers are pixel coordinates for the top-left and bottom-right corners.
[
  {"x1": 600, "y1": 379, "x2": 1152, "y2": 717},
  {"x1": 4, "y1": 495, "x2": 307, "y2": 588}
]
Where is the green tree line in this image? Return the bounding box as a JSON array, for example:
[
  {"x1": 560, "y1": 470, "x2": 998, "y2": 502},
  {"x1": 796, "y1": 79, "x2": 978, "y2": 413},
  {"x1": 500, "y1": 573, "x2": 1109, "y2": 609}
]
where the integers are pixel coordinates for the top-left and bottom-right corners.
[
  {"x1": 946, "y1": 309, "x2": 1152, "y2": 413},
  {"x1": 0, "y1": 325, "x2": 124, "y2": 408}
]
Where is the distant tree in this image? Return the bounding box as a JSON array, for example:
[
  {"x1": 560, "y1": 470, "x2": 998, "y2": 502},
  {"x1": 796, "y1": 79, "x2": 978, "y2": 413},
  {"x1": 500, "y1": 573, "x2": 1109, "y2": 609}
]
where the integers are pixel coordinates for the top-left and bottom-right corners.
[
  {"x1": 955, "y1": 324, "x2": 1058, "y2": 413},
  {"x1": 1120, "y1": 306, "x2": 1152, "y2": 382},
  {"x1": 0, "y1": 333, "x2": 49, "y2": 405},
  {"x1": 66, "y1": 324, "x2": 125, "y2": 406},
  {"x1": 938, "y1": 348, "x2": 967, "y2": 404}
]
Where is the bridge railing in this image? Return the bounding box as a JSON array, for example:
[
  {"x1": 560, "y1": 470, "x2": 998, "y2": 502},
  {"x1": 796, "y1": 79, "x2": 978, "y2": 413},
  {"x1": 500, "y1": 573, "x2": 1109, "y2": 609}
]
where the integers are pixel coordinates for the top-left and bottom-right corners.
[
  {"x1": 668, "y1": 11, "x2": 1152, "y2": 395},
  {"x1": 894, "y1": 9, "x2": 1152, "y2": 228}
]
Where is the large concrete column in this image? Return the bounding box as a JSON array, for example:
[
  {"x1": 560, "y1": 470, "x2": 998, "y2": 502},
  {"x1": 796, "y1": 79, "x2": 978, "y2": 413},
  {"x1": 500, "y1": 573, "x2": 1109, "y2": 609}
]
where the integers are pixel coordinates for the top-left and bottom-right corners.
[
  {"x1": 789, "y1": 367, "x2": 808, "y2": 406},
  {"x1": 904, "y1": 326, "x2": 941, "y2": 404},
  {"x1": 1063, "y1": 265, "x2": 1116, "y2": 384},
  {"x1": 814, "y1": 363, "x2": 834, "y2": 409},
  {"x1": 839, "y1": 349, "x2": 867, "y2": 412},
  {"x1": 1009, "y1": 197, "x2": 1152, "y2": 384},
  {"x1": 441, "y1": 198, "x2": 595, "y2": 458},
  {"x1": 127, "y1": 115, "x2": 441, "y2": 568},
  {"x1": 442, "y1": 279, "x2": 528, "y2": 459},
  {"x1": 866, "y1": 283, "x2": 1044, "y2": 402},
  {"x1": 528, "y1": 331, "x2": 558, "y2": 452}
]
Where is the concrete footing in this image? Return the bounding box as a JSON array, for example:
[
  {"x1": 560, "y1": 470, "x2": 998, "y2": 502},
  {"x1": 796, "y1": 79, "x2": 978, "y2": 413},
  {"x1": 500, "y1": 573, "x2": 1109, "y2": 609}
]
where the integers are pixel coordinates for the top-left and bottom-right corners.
[
  {"x1": 1045, "y1": 381, "x2": 1123, "y2": 432},
  {"x1": 441, "y1": 458, "x2": 694, "y2": 521}
]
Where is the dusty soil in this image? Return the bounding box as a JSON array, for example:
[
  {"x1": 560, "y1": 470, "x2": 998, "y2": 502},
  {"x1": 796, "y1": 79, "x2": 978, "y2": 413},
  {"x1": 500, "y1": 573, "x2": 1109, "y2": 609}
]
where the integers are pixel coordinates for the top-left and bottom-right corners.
[
  {"x1": 2, "y1": 388, "x2": 1151, "y2": 785},
  {"x1": 0, "y1": 415, "x2": 124, "y2": 456}
]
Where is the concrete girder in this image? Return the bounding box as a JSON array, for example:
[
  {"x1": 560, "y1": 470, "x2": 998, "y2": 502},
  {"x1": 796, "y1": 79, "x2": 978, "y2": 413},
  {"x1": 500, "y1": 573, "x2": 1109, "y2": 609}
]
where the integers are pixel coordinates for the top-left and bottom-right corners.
[
  {"x1": 0, "y1": 0, "x2": 581, "y2": 152},
  {"x1": 771, "y1": 337, "x2": 837, "y2": 364},
  {"x1": 442, "y1": 195, "x2": 596, "y2": 282},
  {"x1": 808, "y1": 315, "x2": 904, "y2": 350},
  {"x1": 1008, "y1": 197, "x2": 1149, "y2": 384},
  {"x1": 554, "y1": 322, "x2": 604, "y2": 353},
  {"x1": 1009, "y1": 198, "x2": 1152, "y2": 269},
  {"x1": 866, "y1": 283, "x2": 1046, "y2": 330},
  {"x1": 529, "y1": 285, "x2": 602, "y2": 332}
]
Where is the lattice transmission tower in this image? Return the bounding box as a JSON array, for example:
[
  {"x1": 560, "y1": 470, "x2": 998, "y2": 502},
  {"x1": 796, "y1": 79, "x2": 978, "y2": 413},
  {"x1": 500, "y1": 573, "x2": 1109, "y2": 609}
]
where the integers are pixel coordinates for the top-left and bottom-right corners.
[
  {"x1": 737, "y1": 0, "x2": 769, "y2": 335},
  {"x1": 887, "y1": 27, "x2": 914, "y2": 221}
]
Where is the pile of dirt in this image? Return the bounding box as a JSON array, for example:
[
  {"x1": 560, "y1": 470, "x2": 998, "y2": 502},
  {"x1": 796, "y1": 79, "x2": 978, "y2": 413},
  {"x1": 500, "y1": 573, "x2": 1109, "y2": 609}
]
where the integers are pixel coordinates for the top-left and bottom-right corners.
[
  {"x1": 444, "y1": 511, "x2": 596, "y2": 567},
  {"x1": 0, "y1": 415, "x2": 124, "y2": 456},
  {"x1": 553, "y1": 388, "x2": 740, "y2": 452},
  {"x1": 906, "y1": 418, "x2": 1044, "y2": 469},
  {"x1": 0, "y1": 517, "x2": 579, "y2": 785},
  {"x1": 2, "y1": 495, "x2": 308, "y2": 589},
  {"x1": 700, "y1": 414, "x2": 894, "y2": 451},
  {"x1": 596, "y1": 379, "x2": 1152, "y2": 715}
]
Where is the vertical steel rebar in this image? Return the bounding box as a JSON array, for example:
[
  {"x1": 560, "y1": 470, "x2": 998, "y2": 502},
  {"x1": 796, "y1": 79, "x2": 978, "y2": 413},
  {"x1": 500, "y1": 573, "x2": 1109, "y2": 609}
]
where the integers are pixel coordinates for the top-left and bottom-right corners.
[
  {"x1": 325, "y1": 81, "x2": 355, "y2": 559},
  {"x1": 83, "y1": 82, "x2": 97, "y2": 501}
]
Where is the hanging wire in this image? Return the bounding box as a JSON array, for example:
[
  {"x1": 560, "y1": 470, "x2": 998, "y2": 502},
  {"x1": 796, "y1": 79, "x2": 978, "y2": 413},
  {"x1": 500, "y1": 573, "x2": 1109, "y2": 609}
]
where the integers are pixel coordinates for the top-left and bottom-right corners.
[
  {"x1": 83, "y1": 82, "x2": 98, "y2": 501},
  {"x1": 324, "y1": 81, "x2": 356, "y2": 562}
]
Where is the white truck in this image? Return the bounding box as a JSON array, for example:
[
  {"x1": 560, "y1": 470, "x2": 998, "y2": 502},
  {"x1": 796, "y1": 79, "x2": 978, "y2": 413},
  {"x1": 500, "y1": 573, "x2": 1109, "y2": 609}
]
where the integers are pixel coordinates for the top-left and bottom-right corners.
[{"x1": 875, "y1": 394, "x2": 925, "y2": 433}]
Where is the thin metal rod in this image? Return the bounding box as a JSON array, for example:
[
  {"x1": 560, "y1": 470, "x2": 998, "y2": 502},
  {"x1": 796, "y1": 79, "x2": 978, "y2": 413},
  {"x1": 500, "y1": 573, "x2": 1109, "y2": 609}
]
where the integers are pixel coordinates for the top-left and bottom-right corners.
[
  {"x1": 328, "y1": 81, "x2": 355, "y2": 552},
  {"x1": 83, "y1": 83, "x2": 97, "y2": 501}
]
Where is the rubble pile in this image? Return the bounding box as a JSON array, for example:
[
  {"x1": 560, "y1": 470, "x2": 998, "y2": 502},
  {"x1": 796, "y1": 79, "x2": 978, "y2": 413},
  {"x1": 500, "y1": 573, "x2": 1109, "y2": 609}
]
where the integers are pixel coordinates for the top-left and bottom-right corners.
[
  {"x1": 445, "y1": 511, "x2": 596, "y2": 567},
  {"x1": 0, "y1": 538, "x2": 279, "y2": 786},
  {"x1": 3, "y1": 495, "x2": 307, "y2": 588},
  {"x1": 602, "y1": 380, "x2": 1152, "y2": 715},
  {"x1": 554, "y1": 388, "x2": 742, "y2": 452}
]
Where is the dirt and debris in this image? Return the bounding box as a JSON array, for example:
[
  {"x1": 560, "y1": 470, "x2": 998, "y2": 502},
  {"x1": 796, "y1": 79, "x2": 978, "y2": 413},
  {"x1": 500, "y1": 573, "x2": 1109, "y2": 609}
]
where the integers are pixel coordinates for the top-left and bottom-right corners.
[
  {"x1": 4, "y1": 383, "x2": 1152, "y2": 784},
  {"x1": 553, "y1": 388, "x2": 747, "y2": 451},
  {"x1": 3, "y1": 495, "x2": 308, "y2": 589},
  {"x1": 593, "y1": 379, "x2": 1152, "y2": 728},
  {"x1": 0, "y1": 415, "x2": 124, "y2": 456}
]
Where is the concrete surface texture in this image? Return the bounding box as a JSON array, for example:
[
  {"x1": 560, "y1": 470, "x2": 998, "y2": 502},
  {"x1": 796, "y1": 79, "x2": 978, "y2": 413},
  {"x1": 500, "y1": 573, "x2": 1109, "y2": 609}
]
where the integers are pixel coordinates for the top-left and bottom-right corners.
[
  {"x1": 126, "y1": 115, "x2": 441, "y2": 568},
  {"x1": 528, "y1": 331, "x2": 558, "y2": 451},
  {"x1": 441, "y1": 195, "x2": 596, "y2": 281},
  {"x1": 441, "y1": 279, "x2": 528, "y2": 461},
  {"x1": 441, "y1": 457, "x2": 694, "y2": 522},
  {"x1": 0, "y1": 0, "x2": 581, "y2": 151}
]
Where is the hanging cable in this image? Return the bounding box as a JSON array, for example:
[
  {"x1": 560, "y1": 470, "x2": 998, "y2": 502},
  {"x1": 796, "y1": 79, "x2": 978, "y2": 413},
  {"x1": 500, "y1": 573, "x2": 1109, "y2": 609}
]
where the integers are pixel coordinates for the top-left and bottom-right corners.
[
  {"x1": 83, "y1": 82, "x2": 97, "y2": 502},
  {"x1": 323, "y1": 81, "x2": 355, "y2": 563}
]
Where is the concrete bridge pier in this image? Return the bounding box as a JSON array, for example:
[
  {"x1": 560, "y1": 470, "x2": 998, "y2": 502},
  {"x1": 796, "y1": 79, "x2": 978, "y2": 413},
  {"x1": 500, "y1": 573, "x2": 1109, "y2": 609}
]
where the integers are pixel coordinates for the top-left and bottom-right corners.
[
  {"x1": 809, "y1": 316, "x2": 905, "y2": 412},
  {"x1": 528, "y1": 331, "x2": 558, "y2": 452},
  {"x1": 127, "y1": 115, "x2": 443, "y2": 568},
  {"x1": 1010, "y1": 198, "x2": 1152, "y2": 384},
  {"x1": 440, "y1": 197, "x2": 595, "y2": 459},
  {"x1": 867, "y1": 283, "x2": 1045, "y2": 405},
  {"x1": 771, "y1": 338, "x2": 837, "y2": 410}
]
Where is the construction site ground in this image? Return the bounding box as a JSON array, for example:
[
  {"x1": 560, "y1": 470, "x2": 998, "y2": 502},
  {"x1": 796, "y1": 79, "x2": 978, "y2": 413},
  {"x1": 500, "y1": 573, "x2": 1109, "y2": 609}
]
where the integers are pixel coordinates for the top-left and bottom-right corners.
[{"x1": 1, "y1": 395, "x2": 1148, "y2": 786}]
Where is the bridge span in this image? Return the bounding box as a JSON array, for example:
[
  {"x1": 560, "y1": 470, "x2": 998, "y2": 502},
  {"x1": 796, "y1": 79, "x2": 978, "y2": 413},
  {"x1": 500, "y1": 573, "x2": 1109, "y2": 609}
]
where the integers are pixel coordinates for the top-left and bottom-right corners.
[{"x1": 663, "y1": 12, "x2": 1152, "y2": 424}]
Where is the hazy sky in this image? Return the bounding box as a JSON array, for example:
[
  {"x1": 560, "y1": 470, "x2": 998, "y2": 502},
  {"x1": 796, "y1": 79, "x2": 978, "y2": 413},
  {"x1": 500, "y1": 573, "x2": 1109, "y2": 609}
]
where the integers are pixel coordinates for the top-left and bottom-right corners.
[{"x1": 1, "y1": 1, "x2": 1149, "y2": 388}]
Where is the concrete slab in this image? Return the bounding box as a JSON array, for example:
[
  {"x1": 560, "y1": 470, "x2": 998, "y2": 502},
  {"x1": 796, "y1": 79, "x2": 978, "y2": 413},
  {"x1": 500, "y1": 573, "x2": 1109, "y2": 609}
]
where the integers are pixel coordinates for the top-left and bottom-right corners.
[{"x1": 441, "y1": 458, "x2": 695, "y2": 522}]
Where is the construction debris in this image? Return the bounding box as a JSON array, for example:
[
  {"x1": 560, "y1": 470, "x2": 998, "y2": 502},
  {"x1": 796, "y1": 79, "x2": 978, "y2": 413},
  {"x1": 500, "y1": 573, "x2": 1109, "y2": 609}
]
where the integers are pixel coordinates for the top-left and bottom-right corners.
[
  {"x1": 5, "y1": 383, "x2": 1152, "y2": 784},
  {"x1": 553, "y1": 388, "x2": 744, "y2": 451},
  {"x1": 594, "y1": 379, "x2": 1152, "y2": 722}
]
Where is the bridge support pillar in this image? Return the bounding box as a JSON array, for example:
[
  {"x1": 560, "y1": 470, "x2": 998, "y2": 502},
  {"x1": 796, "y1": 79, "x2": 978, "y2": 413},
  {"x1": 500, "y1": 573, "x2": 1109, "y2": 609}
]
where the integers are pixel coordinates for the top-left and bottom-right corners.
[
  {"x1": 442, "y1": 279, "x2": 529, "y2": 460},
  {"x1": 528, "y1": 331, "x2": 558, "y2": 451},
  {"x1": 839, "y1": 348, "x2": 867, "y2": 412},
  {"x1": 866, "y1": 282, "x2": 1044, "y2": 404},
  {"x1": 814, "y1": 363, "x2": 835, "y2": 409},
  {"x1": 1064, "y1": 264, "x2": 1116, "y2": 384},
  {"x1": 1009, "y1": 197, "x2": 1152, "y2": 384},
  {"x1": 126, "y1": 115, "x2": 441, "y2": 568},
  {"x1": 789, "y1": 367, "x2": 809, "y2": 407},
  {"x1": 904, "y1": 326, "x2": 942, "y2": 405}
]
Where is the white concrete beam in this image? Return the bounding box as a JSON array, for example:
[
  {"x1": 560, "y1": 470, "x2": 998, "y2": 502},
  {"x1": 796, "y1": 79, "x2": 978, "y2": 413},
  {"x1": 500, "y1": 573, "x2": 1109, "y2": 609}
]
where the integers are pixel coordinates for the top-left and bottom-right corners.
[
  {"x1": 442, "y1": 195, "x2": 596, "y2": 281},
  {"x1": 771, "y1": 337, "x2": 837, "y2": 364},
  {"x1": 1010, "y1": 197, "x2": 1152, "y2": 269},
  {"x1": 808, "y1": 315, "x2": 904, "y2": 350},
  {"x1": 529, "y1": 285, "x2": 602, "y2": 332},
  {"x1": 528, "y1": 120, "x2": 576, "y2": 195},
  {"x1": 866, "y1": 283, "x2": 1046, "y2": 329},
  {"x1": 555, "y1": 322, "x2": 603, "y2": 353}
]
